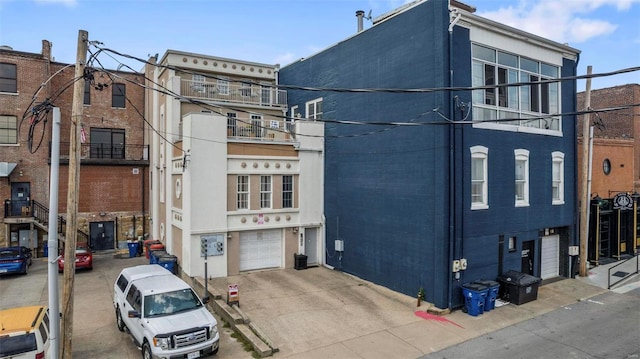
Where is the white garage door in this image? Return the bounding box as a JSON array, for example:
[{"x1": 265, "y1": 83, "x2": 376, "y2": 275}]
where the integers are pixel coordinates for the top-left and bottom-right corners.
[
  {"x1": 239, "y1": 230, "x2": 282, "y2": 271},
  {"x1": 540, "y1": 235, "x2": 559, "y2": 279}
]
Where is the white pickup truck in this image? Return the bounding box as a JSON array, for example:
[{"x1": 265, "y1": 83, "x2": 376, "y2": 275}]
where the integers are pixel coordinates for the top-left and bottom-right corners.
[{"x1": 113, "y1": 264, "x2": 219, "y2": 359}]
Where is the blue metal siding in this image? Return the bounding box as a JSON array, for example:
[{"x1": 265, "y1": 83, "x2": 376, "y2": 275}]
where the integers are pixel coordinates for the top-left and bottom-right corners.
[{"x1": 281, "y1": 0, "x2": 452, "y2": 308}]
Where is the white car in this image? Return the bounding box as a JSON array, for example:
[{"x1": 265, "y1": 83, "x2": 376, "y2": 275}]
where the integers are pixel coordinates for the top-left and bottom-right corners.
[{"x1": 113, "y1": 265, "x2": 219, "y2": 359}]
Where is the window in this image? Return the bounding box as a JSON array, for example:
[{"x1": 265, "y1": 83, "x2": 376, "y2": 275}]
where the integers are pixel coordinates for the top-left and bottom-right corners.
[
  {"x1": 470, "y1": 146, "x2": 488, "y2": 210},
  {"x1": 227, "y1": 112, "x2": 237, "y2": 136},
  {"x1": 83, "y1": 79, "x2": 91, "y2": 105},
  {"x1": 515, "y1": 149, "x2": 529, "y2": 206},
  {"x1": 306, "y1": 98, "x2": 323, "y2": 120},
  {"x1": 508, "y1": 237, "x2": 516, "y2": 252},
  {"x1": 251, "y1": 114, "x2": 263, "y2": 137},
  {"x1": 112, "y1": 83, "x2": 126, "y2": 108},
  {"x1": 260, "y1": 175, "x2": 272, "y2": 209},
  {"x1": 240, "y1": 79, "x2": 252, "y2": 97},
  {"x1": 282, "y1": 175, "x2": 293, "y2": 208},
  {"x1": 552, "y1": 152, "x2": 564, "y2": 205},
  {"x1": 471, "y1": 44, "x2": 560, "y2": 132},
  {"x1": 0, "y1": 115, "x2": 17, "y2": 144},
  {"x1": 260, "y1": 82, "x2": 271, "y2": 104},
  {"x1": 0, "y1": 63, "x2": 17, "y2": 93},
  {"x1": 90, "y1": 128, "x2": 125, "y2": 159},
  {"x1": 191, "y1": 74, "x2": 205, "y2": 94},
  {"x1": 237, "y1": 175, "x2": 248, "y2": 210},
  {"x1": 603, "y1": 158, "x2": 611, "y2": 175},
  {"x1": 217, "y1": 77, "x2": 229, "y2": 95},
  {"x1": 287, "y1": 106, "x2": 300, "y2": 133}
]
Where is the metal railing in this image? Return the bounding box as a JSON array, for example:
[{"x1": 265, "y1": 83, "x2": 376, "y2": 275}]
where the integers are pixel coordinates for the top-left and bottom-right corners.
[
  {"x1": 3, "y1": 199, "x2": 89, "y2": 249},
  {"x1": 53, "y1": 142, "x2": 149, "y2": 162},
  {"x1": 608, "y1": 254, "x2": 639, "y2": 289},
  {"x1": 180, "y1": 79, "x2": 287, "y2": 107}
]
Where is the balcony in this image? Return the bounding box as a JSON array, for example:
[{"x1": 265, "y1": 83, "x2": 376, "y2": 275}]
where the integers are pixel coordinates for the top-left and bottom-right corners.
[
  {"x1": 181, "y1": 79, "x2": 287, "y2": 108},
  {"x1": 227, "y1": 120, "x2": 295, "y2": 143},
  {"x1": 51, "y1": 142, "x2": 149, "y2": 165}
]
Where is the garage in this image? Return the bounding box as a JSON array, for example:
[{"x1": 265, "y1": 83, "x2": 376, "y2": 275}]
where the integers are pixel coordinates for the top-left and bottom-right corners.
[
  {"x1": 239, "y1": 230, "x2": 282, "y2": 271},
  {"x1": 540, "y1": 235, "x2": 559, "y2": 279}
]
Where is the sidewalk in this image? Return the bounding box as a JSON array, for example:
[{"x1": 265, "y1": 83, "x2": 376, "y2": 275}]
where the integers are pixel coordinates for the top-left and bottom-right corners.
[{"x1": 193, "y1": 266, "x2": 610, "y2": 358}]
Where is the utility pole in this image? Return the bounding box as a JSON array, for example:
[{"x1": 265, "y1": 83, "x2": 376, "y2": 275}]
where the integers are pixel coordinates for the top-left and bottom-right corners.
[
  {"x1": 61, "y1": 29, "x2": 87, "y2": 359},
  {"x1": 48, "y1": 107, "x2": 61, "y2": 359},
  {"x1": 579, "y1": 66, "x2": 592, "y2": 277}
]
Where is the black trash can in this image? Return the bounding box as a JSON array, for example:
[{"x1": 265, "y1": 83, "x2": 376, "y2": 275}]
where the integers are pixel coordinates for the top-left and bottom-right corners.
[
  {"x1": 294, "y1": 253, "x2": 307, "y2": 270},
  {"x1": 497, "y1": 270, "x2": 541, "y2": 305}
]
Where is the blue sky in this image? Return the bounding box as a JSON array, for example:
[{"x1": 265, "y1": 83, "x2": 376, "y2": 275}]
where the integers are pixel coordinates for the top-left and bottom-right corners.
[{"x1": 0, "y1": 0, "x2": 638, "y2": 90}]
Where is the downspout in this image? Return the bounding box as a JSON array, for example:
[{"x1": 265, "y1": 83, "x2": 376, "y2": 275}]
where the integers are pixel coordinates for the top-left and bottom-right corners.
[{"x1": 447, "y1": 7, "x2": 461, "y2": 309}]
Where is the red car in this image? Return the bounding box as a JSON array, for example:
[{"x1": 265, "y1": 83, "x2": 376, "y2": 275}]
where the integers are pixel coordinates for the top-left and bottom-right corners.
[{"x1": 58, "y1": 243, "x2": 93, "y2": 272}]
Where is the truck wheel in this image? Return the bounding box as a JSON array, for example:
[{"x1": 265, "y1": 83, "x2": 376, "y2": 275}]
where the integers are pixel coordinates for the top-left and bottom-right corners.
[
  {"x1": 142, "y1": 341, "x2": 152, "y2": 359},
  {"x1": 116, "y1": 308, "x2": 125, "y2": 332}
]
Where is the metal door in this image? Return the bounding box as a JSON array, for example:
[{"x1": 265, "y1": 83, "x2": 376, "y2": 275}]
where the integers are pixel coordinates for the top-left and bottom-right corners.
[
  {"x1": 521, "y1": 240, "x2": 535, "y2": 275},
  {"x1": 10, "y1": 182, "x2": 30, "y2": 216},
  {"x1": 90, "y1": 221, "x2": 115, "y2": 251},
  {"x1": 304, "y1": 227, "x2": 318, "y2": 265}
]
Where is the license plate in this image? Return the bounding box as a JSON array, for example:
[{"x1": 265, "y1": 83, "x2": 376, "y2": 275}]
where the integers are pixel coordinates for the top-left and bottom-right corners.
[
  {"x1": 187, "y1": 351, "x2": 200, "y2": 359},
  {"x1": 75, "y1": 258, "x2": 80, "y2": 262}
]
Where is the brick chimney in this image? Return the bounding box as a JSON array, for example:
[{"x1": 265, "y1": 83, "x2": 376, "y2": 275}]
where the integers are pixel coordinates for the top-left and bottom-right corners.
[{"x1": 41, "y1": 40, "x2": 52, "y2": 61}]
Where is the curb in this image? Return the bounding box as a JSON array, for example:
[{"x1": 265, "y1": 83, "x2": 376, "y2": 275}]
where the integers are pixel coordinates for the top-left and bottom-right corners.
[{"x1": 190, "y1": 276, "x2": 278, "y2": 357}]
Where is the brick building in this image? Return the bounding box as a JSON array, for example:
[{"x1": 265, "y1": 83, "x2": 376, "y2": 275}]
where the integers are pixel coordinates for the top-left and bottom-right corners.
[
  {"x1": 577, "y1": 84, "x2": 640, "y2": 262},
  {"x1": 1, "y1": 40, "x2": 148, "y2": 255}
]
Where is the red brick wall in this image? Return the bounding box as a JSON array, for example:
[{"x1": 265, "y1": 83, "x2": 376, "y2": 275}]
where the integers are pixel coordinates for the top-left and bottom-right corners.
[{"x1": 577, "y1": 84, "x2": 640, "y2": 195}]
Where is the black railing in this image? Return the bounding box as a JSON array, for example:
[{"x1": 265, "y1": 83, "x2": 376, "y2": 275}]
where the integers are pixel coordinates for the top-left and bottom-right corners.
[
  {"x1": 51, "y1": 142, "x2": 149, "y2": 162},
  {"x1": 608, "y1": 254, "x2": 639, "y2": 289},
  {"x1": 4, "y1": 199, "x2": 89, "y2": 247}
]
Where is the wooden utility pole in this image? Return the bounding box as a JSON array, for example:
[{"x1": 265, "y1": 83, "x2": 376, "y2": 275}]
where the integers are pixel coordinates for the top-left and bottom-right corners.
[
  {"x1": 579, "y1": 66, "x2": 592, "y2": 277},
  {"x1": 61, "y1": 29, "x2": 88, "y2": 359}
]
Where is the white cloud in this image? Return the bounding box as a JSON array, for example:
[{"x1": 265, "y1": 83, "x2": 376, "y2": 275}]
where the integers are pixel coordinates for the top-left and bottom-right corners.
[{"x1": 477, "y1": 0, "x2": 633, "y2": 44}]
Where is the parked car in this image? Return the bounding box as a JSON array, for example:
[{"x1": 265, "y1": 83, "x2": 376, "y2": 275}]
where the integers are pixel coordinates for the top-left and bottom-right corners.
[
  {"x1": 0, "y1": 246, "x2": 33, "y2": 275},
  {"x1": 113, "y1": 265, "x2": 219, "y2": 358},
  {"x1": 58, "y1": 243, "x2": 93, "y2": 272},
  {"x1": 0, "y1": 305, "x2": 51, "y2": 359}
]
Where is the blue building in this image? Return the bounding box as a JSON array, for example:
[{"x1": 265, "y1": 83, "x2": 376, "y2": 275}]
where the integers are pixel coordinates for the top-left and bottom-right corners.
[{"x1": 279, "y1": 0, "x2": 580, "y2": 310}]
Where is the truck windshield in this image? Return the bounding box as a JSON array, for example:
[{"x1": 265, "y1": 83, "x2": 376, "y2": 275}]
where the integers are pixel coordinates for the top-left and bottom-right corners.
[{"x1": 143, "y1": 288, "x2": 202, "y2": 318}]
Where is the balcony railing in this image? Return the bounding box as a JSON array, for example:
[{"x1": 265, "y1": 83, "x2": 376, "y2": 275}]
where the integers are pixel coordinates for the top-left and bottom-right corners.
[
  {"x1": 226, "y1": 119, "x2": 295, "y2": 142},
  {"x1": 180, "y1": 79, "x2": 287, "y2": 108},
  {"x1": 52, "y1": 142, "x2": 149, "y2": 162}
]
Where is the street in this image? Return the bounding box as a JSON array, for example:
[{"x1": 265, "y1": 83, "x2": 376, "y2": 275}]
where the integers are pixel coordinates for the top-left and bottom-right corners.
[
  {"x1": 420, "y1": 290, "x2": 640, "y2": 359},
  {"x1": 0, "y1": 251, "x2": 253, "y2": 358}
]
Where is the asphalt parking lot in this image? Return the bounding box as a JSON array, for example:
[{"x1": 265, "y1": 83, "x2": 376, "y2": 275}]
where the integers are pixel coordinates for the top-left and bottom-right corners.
[{"x1": 0, "y1": 251, "x2": 253, "y2": 359}]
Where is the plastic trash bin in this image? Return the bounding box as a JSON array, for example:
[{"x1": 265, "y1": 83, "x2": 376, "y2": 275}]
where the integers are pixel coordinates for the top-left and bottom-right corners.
[
  {"x1": 144, "y1": 240, "x2": 163, "y2": 259},
  {"x1": 150, "y1": 250, "x2": 167, "y2": 264},
  {"x1": 461, "y1": 282, "x2": 489, "y2": 316},
  {"x1": 294, "y1": 253, "x2": 307, "y2": 270},
  {"x1": 473, "y1": 280, "x2": 500, "y2": 311},
  {"x1": 158, "y1": 254, "x2": 178, "y2": 274},
  {"x1": 44, "y1": 243, "x2": 48, "y2": 257},
  {"x1": 127, "y1": 242, "x2": 139, "y2": 258},
  {"x1": 497, "y1": 270, "x2": 541, "y2": 305}
]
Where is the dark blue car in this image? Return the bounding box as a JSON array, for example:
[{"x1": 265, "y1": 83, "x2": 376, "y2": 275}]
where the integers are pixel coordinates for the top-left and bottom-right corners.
[{"x1": 0, "y1": 246, "x2": 33, "y2": 275}]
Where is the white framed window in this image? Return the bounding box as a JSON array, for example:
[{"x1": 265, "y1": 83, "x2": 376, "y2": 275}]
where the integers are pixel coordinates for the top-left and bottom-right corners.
[
  {"x1": 237, "y1": 175, "x2": 249, "y2": 210},
  {"x1": 240, "y1": 78, "x2": 252, "y2": 97},
  {"x1": 260, "y1": 175, "x2": 272, "y2": 209},
  {"x1": 227, "y1": 112, "x2": 237, "y2": 136},
  {"x1": 515, "y1": 149, "x2": 530, "y2": 207},
  {"x1": 287, "y1": 105, "x2": 299, "y2": 133},
  {"x1": 192, "y1": 74, "x2": 205, "y2": 94},
  {"x1": 251, "y1": 114, "x2": 263, "y2": 138},
  {"x1": 306, "y1": 98, "x2": 323, "y2": 120},
  {"x1": 552, "y1": 151, "x2": 565, "y2": 205},
  {"x1": 282, "y1": 175, "x2": 293, "y2": 208},
  {"x1": 471, "y1": 145, "x2": 488, "y2": 210},
  {"x1": 471, "y1": 43, "x2": 561, "y2": 133},
  {"x1": 217, "y1": 76, "x2": 229, "y2": 95}
]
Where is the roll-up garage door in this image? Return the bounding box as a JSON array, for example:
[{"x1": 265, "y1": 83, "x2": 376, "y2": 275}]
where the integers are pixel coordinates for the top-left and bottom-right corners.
[
  {"x1": 540, "y1": 235, "x2": 559, "y2": 279},
  {"x1": 239, "y1": 230, "x2": 282, "y2": 271}
]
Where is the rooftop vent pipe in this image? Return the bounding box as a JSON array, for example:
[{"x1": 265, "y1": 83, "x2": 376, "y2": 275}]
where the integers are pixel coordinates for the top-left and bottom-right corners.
[{"x1": 356, "y1": 10, "x2": 365, "y2": 32}]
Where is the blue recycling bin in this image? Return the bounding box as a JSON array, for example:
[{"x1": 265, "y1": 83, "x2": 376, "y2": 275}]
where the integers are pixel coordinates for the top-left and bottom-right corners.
[
  {"x1": 158, "y1": 254, "x2": 178, "y2": 274},
  {"x1": 473, "y1": 280, "x2": 500, "y2": 311},
  {"x1": 150, "y1": 250, "x2": 167, "y2": 264},
  {"x1": 127, "y1": 242, "x2": 139, "y2": 258},
  {"x1": 462, "y1": 283, "x2": 489, "y2": 316},
  {"x1": 44, "y1": 243, "x2": 48, "y2": 257}
]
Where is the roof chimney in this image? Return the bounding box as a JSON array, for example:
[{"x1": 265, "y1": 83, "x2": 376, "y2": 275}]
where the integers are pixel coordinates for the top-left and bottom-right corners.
[{"x1": 356, "y1": 10, "x2": 365, "y2": 32}]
